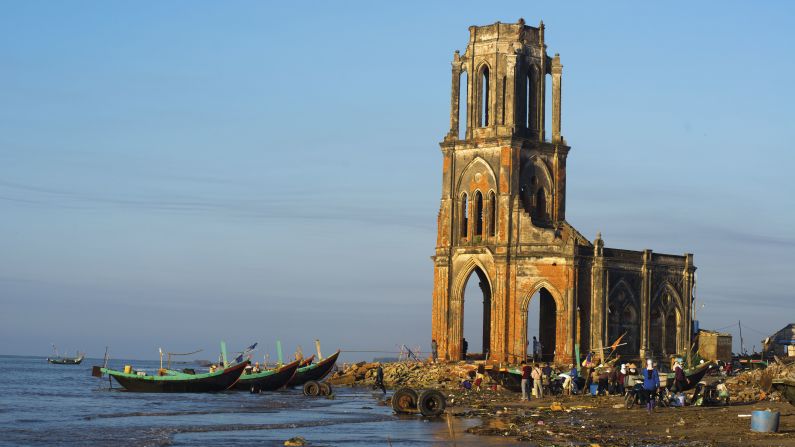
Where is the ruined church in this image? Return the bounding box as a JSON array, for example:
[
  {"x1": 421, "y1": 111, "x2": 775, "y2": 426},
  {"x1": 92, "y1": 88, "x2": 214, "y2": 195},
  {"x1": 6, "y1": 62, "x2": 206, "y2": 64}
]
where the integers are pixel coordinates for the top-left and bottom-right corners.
[{"x1": 431, "y1": 20, "x2": 696, "y2": 364}]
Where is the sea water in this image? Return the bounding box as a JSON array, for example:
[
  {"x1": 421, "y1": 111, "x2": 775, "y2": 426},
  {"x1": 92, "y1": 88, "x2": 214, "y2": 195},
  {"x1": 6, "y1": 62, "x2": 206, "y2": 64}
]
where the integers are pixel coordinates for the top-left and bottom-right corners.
[{"x1": 0, "y1": 355, "x2": 502, "y2": 446}]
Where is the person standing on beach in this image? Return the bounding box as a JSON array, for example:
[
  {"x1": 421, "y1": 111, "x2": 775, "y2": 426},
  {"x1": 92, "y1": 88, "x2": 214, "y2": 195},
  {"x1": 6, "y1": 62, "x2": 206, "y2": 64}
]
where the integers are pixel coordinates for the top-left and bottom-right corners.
[
  {"x1": 642, "y1": 359, "x2": 660, "y2": 414},
  {"x1": 672, "y1": 361, "x2": 687, "y2": 394},
  {"x1": 374, "y1": 365, "x2": 386, "y2": 394},
  {"x1": 431, "y1": 339, "x2": 438, "y2": 363},
  {"x1": 521, "y1": 361, "x2": 531, "y2": 401},
  {"x1": 461, "y1": 338, "x2": 468, "y2": 360},
  {"x1": 531, "y1": 363, "x2": 543, "y2": 398}
]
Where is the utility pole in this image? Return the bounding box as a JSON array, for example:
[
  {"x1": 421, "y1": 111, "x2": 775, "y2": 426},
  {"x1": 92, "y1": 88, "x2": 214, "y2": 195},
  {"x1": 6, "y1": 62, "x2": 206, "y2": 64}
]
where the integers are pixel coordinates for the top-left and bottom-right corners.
[{"x1": 738, "y1": 320, "x2": 745, "y2": 356}]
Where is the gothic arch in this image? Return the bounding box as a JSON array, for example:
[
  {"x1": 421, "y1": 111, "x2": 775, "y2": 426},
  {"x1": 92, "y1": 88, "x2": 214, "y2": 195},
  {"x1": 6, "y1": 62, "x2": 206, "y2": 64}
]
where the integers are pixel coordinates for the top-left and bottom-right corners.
[
  {"x1": 452, "y1": 256, "x2": 494, "y2": 301},
  {"x1": 652, "y1": 281, "x2": 683, "y2": 314},
  {"x1": 456, "y1": 156, "x2": 498, "y2": 194},
  {"x1": 449, "y1": 255, "x2": 495, "y2": 359},
  {"x1": 518, "y1": 280, "x2": 567, "y2": 361},
  {"x1": 650, "y1": 280, "x2": 685, "y2": 356},
  {"x1": 520, "y1": 280, "x2": 566, "y2": 313},
  {"x1": 608, "y1": 278, "x2": 636, "y2": 302},
  {"x1": 476, "y1": 62, "x2": 492, "y2": 127},
  {"x1": 527, "y1": 155, "x2": 554, "y2": 188}
]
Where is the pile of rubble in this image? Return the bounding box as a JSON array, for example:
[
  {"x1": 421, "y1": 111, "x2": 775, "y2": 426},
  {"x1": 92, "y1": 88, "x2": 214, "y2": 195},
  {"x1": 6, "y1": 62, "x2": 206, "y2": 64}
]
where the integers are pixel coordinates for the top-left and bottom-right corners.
[
  {"x1": 328, "y1": 361, "x2": 478, "y2": 390},
  {"x1": 724, "y1": 358, "x2": 794, "y2": 402}
]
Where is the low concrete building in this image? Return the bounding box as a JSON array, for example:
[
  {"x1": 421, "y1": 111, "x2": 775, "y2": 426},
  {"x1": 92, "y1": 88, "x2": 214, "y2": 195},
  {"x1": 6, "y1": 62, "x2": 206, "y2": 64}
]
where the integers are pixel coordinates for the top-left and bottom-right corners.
[
  {"x1": 763, "y1": 324, "x2": 795, "y2": 357},
  {"x1": 698, "y1": 330, "x2": 732, "y2": 363}
]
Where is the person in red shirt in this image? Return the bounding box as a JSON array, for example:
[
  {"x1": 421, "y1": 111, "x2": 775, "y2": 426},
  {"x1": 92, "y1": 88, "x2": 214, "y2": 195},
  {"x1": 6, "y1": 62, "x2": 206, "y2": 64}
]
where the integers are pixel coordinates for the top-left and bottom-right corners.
[{"x1": 521, "y1": 361, "x2": 532, "y2": 400}]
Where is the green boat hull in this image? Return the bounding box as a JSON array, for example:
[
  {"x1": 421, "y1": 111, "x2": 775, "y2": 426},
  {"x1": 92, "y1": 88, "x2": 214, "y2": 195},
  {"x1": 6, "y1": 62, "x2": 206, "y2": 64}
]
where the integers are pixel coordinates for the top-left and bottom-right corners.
[
  {"x1": 288, "y1": 350, "x2": 340, "y2": 387},
  {"x1": 234, "y1": 359, "x2": 301, "y2": 392},
  {"x1": 101, "y1": 361, "x2": 248, "y2": 392}
]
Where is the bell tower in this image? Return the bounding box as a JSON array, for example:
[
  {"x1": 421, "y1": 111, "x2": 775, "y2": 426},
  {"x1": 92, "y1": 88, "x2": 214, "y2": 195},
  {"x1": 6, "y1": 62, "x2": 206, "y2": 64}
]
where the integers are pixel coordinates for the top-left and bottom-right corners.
[
  {"x1": 431, "y1": 19, "x2": 696, "y2": 366},
  {"x1": 432, "y1": 19, "x2": 574, "y2": 363}
]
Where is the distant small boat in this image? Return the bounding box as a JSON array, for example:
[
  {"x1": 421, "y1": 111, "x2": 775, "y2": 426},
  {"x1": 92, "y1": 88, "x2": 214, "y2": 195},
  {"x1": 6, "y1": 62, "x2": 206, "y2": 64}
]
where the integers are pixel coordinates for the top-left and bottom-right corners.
[
  {"x1": 48, "y1": 354, "x2": 85, "y2": 365},
  {"x1": 94, "y1": 361, "x2": 249, "y2": 392},
  {"x1": 288, "y1": 350, "x2": 340, "y2": 387},
  {"x1": 233, "y1": 359, "x2": 301, "y2": 392},
  {"x1": 47, "y1": 344, "x2": 84, "y2": 365}
]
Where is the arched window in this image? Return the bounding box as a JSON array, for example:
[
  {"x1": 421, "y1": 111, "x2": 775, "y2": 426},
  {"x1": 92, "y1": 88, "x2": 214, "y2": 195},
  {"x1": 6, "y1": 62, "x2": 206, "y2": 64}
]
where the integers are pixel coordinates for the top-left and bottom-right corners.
[
  {"x1": 535, "y1": 188, "x2": 546, "y2": 221},
  {"x1": 479, "y1": 66, "x2": 490, "y2": 127},
  {"x1": 460, "y1": 193, "x2": 469, "y2": 238},
  {"x1": 474, "y1": 191, "x2": 483, "y2": 237},
  {"x1": 488, "y1": 191, "x2": 496, "y2": 237}
]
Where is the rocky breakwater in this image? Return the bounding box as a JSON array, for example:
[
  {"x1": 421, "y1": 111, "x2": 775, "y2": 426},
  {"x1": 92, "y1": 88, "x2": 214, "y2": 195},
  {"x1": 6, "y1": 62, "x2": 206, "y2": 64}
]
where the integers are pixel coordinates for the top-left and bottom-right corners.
[{"x1": 328, "y1": 361, "x2": 478, "y2": 390}]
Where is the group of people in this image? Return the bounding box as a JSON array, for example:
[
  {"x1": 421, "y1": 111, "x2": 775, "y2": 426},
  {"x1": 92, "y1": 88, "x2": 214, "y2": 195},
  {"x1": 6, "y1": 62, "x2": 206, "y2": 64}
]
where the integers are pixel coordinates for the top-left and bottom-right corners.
[{"x1": 517, "y1": 361, "x2": 574, "y2": 400}]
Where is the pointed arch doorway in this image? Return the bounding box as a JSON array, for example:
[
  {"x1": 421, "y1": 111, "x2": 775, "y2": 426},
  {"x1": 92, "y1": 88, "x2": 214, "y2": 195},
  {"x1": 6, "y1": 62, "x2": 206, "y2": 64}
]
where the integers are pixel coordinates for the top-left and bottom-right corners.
[
  {"x1": 462, "y1": 266, "x2": 491, "y2": 360},
  {"x1": 523, "y1": 287, "x2": 558, "y2": 362}
]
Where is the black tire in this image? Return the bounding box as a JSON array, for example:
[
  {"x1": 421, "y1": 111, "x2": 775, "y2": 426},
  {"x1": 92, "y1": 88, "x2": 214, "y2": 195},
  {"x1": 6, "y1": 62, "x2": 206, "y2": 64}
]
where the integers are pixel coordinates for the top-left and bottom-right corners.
[
  {"x1": 318, "y1": 382, "x2": 332, "y2": 396},
  {"x1": 417, "y1": 389, "x2": 446, "y2": 417},
  {"x1": 625, "y1": 392, "x2": 635, "y2": 409},
  {"x1": 391, "y1": 387, "x2": 418, "y2": 414},
  {"x1": 303, "y1": 380, "x2": 320, "y2": 396}
]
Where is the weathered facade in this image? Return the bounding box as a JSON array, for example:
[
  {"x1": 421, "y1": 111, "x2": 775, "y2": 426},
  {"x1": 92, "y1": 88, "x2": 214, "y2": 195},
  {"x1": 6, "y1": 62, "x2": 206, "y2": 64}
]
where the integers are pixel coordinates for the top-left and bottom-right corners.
[{"x1": 431, "y1": 20, "x2": 696, "y2": 364}]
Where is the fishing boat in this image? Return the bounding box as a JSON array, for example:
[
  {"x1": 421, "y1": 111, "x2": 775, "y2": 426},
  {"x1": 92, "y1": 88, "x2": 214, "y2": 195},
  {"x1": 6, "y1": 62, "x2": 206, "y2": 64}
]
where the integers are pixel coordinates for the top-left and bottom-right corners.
[
  {"x1": 47, "y1": 345, "x2": 85, "y2": 365},
  {"x1": 772, "y1": 379, "x2": 795, "y2": 406},
  {"x1": 233, "y1": 359, "x2": 301, "y2": 392},
  {"x1": 93, "y1": 361, "x2": 249, "y2": 392},
  {"x1": 661, "y1": 361, "x2": 715, "y2": 391},
  {"x1": 287, "y1": 350, "x2": 340, "y2": 387},
  {"x1": 485, "y1": 365, "x2": 523, "y2": 392},
  {"x1": 48, "y1": 354, "x2": 85, "y2": 365},
  {"x1": 301, "y1": 355, "x2": 316, "y2": 367}
]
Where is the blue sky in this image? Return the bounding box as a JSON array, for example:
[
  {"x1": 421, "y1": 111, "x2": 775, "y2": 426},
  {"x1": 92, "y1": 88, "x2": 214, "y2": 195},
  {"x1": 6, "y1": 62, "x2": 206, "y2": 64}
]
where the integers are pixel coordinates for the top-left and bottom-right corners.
[{"x1": 1, "y1": 1, "x2": 793, "y2": 361}]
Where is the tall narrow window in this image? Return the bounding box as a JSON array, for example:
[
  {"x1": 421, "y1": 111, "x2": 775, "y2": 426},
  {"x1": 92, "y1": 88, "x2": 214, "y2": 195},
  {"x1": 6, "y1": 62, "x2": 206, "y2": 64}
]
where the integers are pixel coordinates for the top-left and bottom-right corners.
[
  {"x1": 480, "y1": 67, "x2": 490, "y2": 127},
  {"x1": 524, "y1": 69, "x2": 533, "y2": 129},
  {"x1": 488, "y1": 191, "x2": 496, "y2": 237},
  {"x1": 544, "y1": 73, "x2": 551, "y2": 140},
  {"x1": 459, "y1": 71, "x2": 468, "y2": 139},
  {"x1": 474, "y1": 191, "x2": 483, "y2": 237},
  {"x1": 501, "y1": 76, "x2": 506, "y2": 125},
  {"x1": 461, "y1": 193, "x2": 469, "y2": 238},
  {"x1": 526, "y1": 68, "x2": 536, "y2": 132}
]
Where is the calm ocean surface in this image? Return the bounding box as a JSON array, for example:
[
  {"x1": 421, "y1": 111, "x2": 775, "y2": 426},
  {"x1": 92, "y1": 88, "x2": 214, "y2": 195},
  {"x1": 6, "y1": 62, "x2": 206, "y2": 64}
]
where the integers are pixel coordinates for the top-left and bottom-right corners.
[{"x1": 0, "y1": 356, "x2": 499, "y2": 447}]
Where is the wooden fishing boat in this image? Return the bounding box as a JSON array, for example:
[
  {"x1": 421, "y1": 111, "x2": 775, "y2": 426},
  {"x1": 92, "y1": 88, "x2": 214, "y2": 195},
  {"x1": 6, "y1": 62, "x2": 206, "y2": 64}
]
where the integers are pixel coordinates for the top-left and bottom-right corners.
[
  {"x1": 233, "y1": 359, "x2": 301, "y2": 392},
  {"x1": 772, "y1": 379, "x2": 795, "y2": 406},
  {"x1": 288, "y1": 350, "x2": 340, "y2": 387},
  {"x1": 485, "y1": 366, "x2": 523, "y2": 392},
  {"x1": 94, "y1": 361, "x2": 249, "y2": 392},
  {"x1": 48, "y1": 354, "x2": 85, "y2": 365},
  {"x1": 47, "y1": 344, "x2": 85, "y2": 365},
  {"x1": 299, "y1": 355, "x2": 315, "y2": 367},
  {"x1": 662, "y1": 362, "x2": 714, "y2": 391}
]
